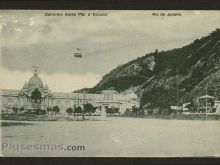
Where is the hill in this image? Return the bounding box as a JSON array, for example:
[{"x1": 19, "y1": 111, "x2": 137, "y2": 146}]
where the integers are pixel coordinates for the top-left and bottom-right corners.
[{"x1": 88, "y1": 28, "x2": 220, "y2": 109}]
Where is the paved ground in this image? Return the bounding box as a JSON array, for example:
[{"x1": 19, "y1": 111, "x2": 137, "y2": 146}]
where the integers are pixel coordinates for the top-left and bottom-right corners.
[{"x1": 1, "y1": 118, "x2": 220, "y2": 157}]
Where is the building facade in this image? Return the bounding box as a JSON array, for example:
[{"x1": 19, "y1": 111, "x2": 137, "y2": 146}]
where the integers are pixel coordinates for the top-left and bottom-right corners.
[{"x1": 0, "y1": 69, "x2": 140, "y2": 114}]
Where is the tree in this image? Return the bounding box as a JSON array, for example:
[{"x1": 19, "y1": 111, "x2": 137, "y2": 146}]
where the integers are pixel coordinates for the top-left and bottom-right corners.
[
  {"x1": 52, "y1": 106, "x2": 60, "y2": 115},
  {"x1": 19, "y1": 107, "x2": 24, "y2": 112},
  {"x1": 83, "y1": 103, "x2": 96, "y2": 119},
  {"x1": 106, "y1": 107, "x2": 119, "y2": 115},
  {"x1": 73, "y1": 106, "x2": 76, "y2": 117},
  {"x1": 124, "y1": 108, "x2": 132, "y2": 116},
  {"x1": 143, "y1": 104, "x2": 153, "y2": 115},
  {"x1": 113, "y1": 107, "x2": 119, "y2": 114},
  {"x1": 132, "y1": 105, "x2": 139, "y2": 117},
  {"x1": 147, "y1": 109, "x2": 153, "y2": 115},
  {"x1": 74, "y1": 106, "x2": 82, "y2": 118},
  {"x1": 210, "y1": 99, "x2": 215, "y2": 108},
  {"x1": 188, "y1": 100, "x2": 198, "y2": 113},
  {"x1": 12, "y1": 107, "x2": 18, "y2": 114},
  {"x1": 47, "y1": 107, "x2": 52, "y2": 114},
  {"x1": 40, "y1": 109, "x2": 46, "y2": 116},
  {"x1": 91, "y1": 106, "x2": 97, "y2": 114},
  {"x1": 106, "y1": 107, "x2": 113, "y2": 114},
  {"x1": 167, "y1": 108, "x2": 174, "y2": 115},
  {"x1": 66, "y1": 107, "x2": 73, "y2": 116},
  {"x1": 34, "y1": 109, "x2": 46, "y2": 115}
]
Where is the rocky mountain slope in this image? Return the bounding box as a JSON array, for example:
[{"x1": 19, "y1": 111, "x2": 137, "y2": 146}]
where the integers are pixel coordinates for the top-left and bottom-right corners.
[{"x1": 89, "y1": 29, "x2": 220, "y2": 109}]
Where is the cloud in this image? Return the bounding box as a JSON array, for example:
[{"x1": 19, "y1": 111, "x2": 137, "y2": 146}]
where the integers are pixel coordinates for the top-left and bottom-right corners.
[
  {"x1": 0, "y1": 66, "x2": 101, "y2": 92},
  {"x1": 0, "y1": 10, "x2": 220, "y2": 87},
  {"x1": 2, "y1": 10, "x2": 219, "y2": 49}
]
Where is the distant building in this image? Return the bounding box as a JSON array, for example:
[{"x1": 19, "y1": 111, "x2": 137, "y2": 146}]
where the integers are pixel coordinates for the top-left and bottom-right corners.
[
  {"x1": 170, "y1": 106, "x2": 182, "y2": 111},
  {"x1": 214, "y1": 101, "x2": 220, "y2": 113},
  {"x1": 0, "y1": 68, "x2": 139, "y2": 114},
  {"x1": 182, "y1": 102, "x2": 191, "y2": 111}
]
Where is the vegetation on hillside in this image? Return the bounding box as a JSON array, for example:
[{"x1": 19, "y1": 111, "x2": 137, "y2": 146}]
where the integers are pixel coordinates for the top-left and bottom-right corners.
[{"x1": 89, "y1": 28, "x2": 220, "y2": 111}]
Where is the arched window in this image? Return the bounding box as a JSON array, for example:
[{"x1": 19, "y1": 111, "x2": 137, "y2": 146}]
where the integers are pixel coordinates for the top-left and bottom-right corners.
[{"x1": 31, "y1": 89, "x2": 42, "y2": 102}]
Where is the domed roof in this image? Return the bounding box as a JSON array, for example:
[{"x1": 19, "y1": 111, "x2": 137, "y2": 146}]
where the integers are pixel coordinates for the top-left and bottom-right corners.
[{"x1": 27, "y1": 72, "x2": 43, "y2": 88}]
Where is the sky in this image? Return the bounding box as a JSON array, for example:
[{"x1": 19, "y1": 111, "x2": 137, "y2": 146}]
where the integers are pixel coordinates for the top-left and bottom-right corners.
[{"x1": 0, "y1": 10, "x2": 220, "y2": 92}]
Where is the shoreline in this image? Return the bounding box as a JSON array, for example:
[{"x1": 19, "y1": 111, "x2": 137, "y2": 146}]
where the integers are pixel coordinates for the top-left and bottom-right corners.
[{"x1": 1, "y1": 114, "x2": 220, "y2": 122}]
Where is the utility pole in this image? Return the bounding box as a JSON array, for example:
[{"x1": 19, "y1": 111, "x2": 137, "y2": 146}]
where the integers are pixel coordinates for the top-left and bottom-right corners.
[
  {"x1": 77, "y1": 92, "x2": 79, "y2": 107},
  {"x1": 82, "y1": 90, "x2": 86, "y2": 120},
  {"x1": 176, "y1": 68, "x2": 179, "y2": 112},
  {"x1": 206, "y1": 82, "x2": 209, "y2": 120}
]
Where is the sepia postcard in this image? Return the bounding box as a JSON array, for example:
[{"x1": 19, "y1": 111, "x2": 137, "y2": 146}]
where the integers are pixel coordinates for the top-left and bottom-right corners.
[{"x1": 0, "y1": 10, "x2": 220, "y2": 157}]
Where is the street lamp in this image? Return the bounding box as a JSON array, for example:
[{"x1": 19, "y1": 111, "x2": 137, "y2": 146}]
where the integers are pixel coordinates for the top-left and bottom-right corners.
[
  {"x1": 82, "y1": 90, "x2": 86, "y2": 120},
  {"x1": 176, "y1": 68, "x2": 179, "y2": 112},
  {"x1": 205, "y1": 82, "x2": 209, "y2": 120}
]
